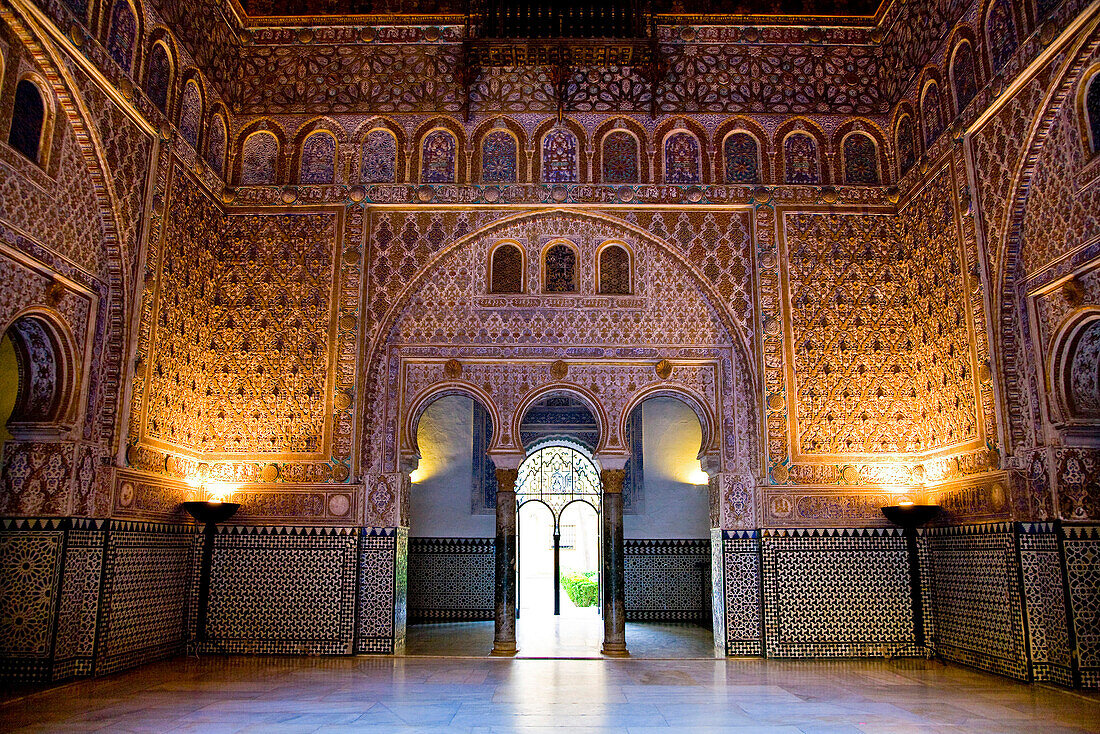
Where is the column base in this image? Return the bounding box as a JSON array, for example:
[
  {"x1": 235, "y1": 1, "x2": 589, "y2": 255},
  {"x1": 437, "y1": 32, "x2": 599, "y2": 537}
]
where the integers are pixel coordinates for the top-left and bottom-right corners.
[
  {"x1": 489, "y1": 642, "x2": 517, "y2": 656},
  {"x1": 601, "y1": 643, "x2": 630, "y2": 658}
]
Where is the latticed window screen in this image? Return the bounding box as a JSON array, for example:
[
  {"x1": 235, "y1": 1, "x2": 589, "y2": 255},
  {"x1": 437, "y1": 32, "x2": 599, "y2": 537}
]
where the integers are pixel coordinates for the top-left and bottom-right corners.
[
  {"x1": 516, "y1": 446, "x2": 601, "y2": 517},
  {"x1": 599, "y1": 246, "x2": 631, "y2": 295},
  {"x1": 544, "y1": 244, "x2": 577, "y2": 292},
  {"x1": 490, "y1": 244, "x2": 523, "y2": 293}
]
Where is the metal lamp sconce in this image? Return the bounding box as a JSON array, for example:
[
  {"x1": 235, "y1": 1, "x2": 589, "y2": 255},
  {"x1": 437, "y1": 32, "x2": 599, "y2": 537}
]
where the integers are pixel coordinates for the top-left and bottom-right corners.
[
  {"x1": 182, "y1": 484, "x2": 241, "y2": 655},
  {"x1": 881, "y1": 499, "x2": 941, "y2": 649}
]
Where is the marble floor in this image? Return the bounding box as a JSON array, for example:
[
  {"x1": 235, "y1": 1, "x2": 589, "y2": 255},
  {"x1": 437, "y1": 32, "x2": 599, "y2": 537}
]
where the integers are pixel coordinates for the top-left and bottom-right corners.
[
  {"x1": 406, "y1": 616, "x2": 716, "y2": 658},
  {"x1": 2, "y1": 656, "x2": 1098, "y2": 733}
]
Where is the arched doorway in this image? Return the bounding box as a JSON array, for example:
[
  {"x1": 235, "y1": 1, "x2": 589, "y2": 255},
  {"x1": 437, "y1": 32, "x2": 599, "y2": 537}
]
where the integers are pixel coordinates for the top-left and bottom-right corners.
[
  {"x1": 621, "y1": 395, "x2": 716, "y2": 657},
  {"x1": 516, "y1": 442, "x2": 603, "y2": 655},
  {"x1": 405, "y1": 393, "x2": 498, "y2": 655}
]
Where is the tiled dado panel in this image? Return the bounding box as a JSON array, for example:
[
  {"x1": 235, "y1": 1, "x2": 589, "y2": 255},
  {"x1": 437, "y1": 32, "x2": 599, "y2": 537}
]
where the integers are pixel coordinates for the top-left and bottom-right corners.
[
  {"x1": 721, "y1": 530, "x2": 763, "y2": 657},
  {"x1": 761, "y1": 528, "x2": 931, "y2": 658},
  {"x1": 408, "y1": 537, "x2": 495, "y2": 622},
  {"x1": 95, "y1": 522, "x2": 197, "y2": 676},
  {"x1": 204, "y1": 526, "x2": 358, "y2": 655},
  {"x1": 625, "y1": 539, "x2": 711, "y2": 622},
  {"x1": 1064, "y1": 525, "x2": 1100, "y2": 688},
  {"x1": 926, "y1": 523, "x2": 1029, "y2": 680},
  {"x1": 0, "y1": 520, "x2": 66, "y2": 682},
  {"x1": 357, "y1": 527, "x2": 406, "y2": 655},
  {"x1": 1018, "y1": 523, "x2": 1073, "y2": 687}
]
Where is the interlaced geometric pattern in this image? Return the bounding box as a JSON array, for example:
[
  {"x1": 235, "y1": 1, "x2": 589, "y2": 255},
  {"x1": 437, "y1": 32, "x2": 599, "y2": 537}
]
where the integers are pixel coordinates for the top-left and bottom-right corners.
[
  {"x1": 361, "y1": 129, "x2": 397, "y2": 183},
  {"x1": 664, "y1": 132, "x2": 700, "y2": 184},
  {"x1": 843, "y1": 133, "x2": 879, "y2": 185},
  {"x1": 178, "y1": 81, "x2": 203, "y2": 150},
  {"x1": 299, "y1": 132, "x2": 336, "y2": 184},
  {"x1": 516, "y1": 445, "x2": 601, "y2": 518},
  {"x1": 542, "y1": 128, "x2": 578, "y2": 183},
  {"x1": 784, "y1": 133, "x2": 819, "y2": 184},
  {"x1": 723, "y1": 132, "x2": 759, "y2": 184},
  {"x1": 241, "y1": 131, "x2": 279, "y2": 185},
  {"x1": 543, "y1": 244, "x2": 577, "y2": 292},
  {"x1": 598, "y1": 245, "x2": 631, "y2": 295},
  {"x1": 421, "y1": 129, "x2": 456, "y2": 183},
  {"x1": 602, "y1": 131, "x2": 638, "y2": 184},
  {"x1": 481, "y1": 130, "x2": 517, "y2": 183},
  {"x1": 207, "y1": 213, "x2": 337, "y2": 455}
]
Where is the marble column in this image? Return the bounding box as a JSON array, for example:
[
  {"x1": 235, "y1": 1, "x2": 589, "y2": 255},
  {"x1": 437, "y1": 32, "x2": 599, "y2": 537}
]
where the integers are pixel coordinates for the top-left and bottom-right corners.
[
  {"x1": 600, "y1": 467, "x2": 629, "y2": 657},
  {"x1": 491, "y1": 467, "x2": 518, "y2": 656}
]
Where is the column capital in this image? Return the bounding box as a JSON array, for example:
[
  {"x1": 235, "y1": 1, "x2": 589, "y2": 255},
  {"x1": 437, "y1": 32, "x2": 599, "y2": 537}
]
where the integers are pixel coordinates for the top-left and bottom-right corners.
[
  {"x1": 495, "y1": 467, "x2": 519, "y2": 493},
  {"x1": 487, "y1": 450, "x2": 525, "y2": 471},
  {"x1": 601, "y1": 468, "x2": 626, "y2": 494}
]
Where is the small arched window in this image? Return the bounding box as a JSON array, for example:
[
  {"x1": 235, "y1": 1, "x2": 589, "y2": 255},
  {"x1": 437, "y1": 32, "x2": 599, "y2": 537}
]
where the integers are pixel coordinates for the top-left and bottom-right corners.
[
  {"x1": 602, "y1": 130, "x2": 639, "y2": 183},
  {"x1": 106, "y1": 0, "x2": 137, "y2": 73},
  {"x1": 1086, "y1": 72, "x2": 1100, "y2": 154},
  {"x1": 241, "y1": 131, "x2": 279, "y2": 185},
  {"x1": 843, "y1": 133, "x2": 880, "y2": 185},
  {"x1": 784, "y1": 133, "x2": 820, "y2": 184},
  {"x1": 598, "y1": 245, "x2": 631, "y2": 295},
  {"x1": 482, "y1": 129, "x2": 517, "y2": 183},
  {"x1": 664, "y1": 131, "x2": 700, "y2": 184},
  {"x1": 544, "y1": 243, "x2": 577, "y2": 293},
  {"x1": 421, "y1": 129, "x2": 456, "y2": 183},
  {"x1": 178, "y1": 79, "x2": 202, "y2": 150},
  {"x1": 922, "y1": 82, "x2": 945, "y2": 147},
  {"x1": 205, "y1": 113, "x2": 227, "y2": 177},
  {"x1": 896, "y1": 115, "x2": 916, "y2": 175},
  {"x1": 145, "y1": 43, "x2": 172, "y2": 114},
  {"x1": 724, "y1": 132, "x2": 759, "y2": 184},
  {"x1": 950, "y1": 41, "x2": 978, "y2": 113},
  {"x1": 490, "y1": 244, "x2": 523, "y2": 294},
  {"x1": 542, "y1": 128, "x2": 578, "y2": 183},
  {"x1": 9, "y1": 80, "x2": 46, "y2": 164},
  {"x1": 362, "y1": 129, "x2": 397, "y2": 183},
  {"x1": 987, "y1": 0, "x2": 1018, "y2": 71},
  {"x1": 299, "y1": 131, "x2": 337, "y2": 184}
]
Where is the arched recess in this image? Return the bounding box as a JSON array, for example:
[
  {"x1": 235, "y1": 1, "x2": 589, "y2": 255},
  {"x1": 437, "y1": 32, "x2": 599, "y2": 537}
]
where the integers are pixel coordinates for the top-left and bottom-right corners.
[
  {"x1": 367, "y1": 208, "x2": 761, "y2": 489},
  {"x1": 403, "y1": 382, "x2": 502, "y2": 462},
  {"x1": 919, "y1": 75, "x2": 947, "y2": 147},
  {"x1": 990, "y1": 31, "x2": 1099, "y2": 455},
  {"x1": 8, "y1": 75, "x2": 53, "y2": 166},
  {"x1": 541, "y1": 239, "x2": 580, "y2": 293},
  {"x1": 654, "y1": 117, "x2": 709, "y2": 184},
  {"x1": 472, "y1": 117, "x2": 527, "y2": 184},
  {"x1": 532, "y1": 118, "x2": 588, "y2": 183},
  {"x1": 2, "y1": 310, "x2": 80, "y2": 439},
  {"x1": 232, "y1": 120, "x2": 286, "y2": 185},
  {"x1": 514, "y1": 385, "x2": 608, "y2": 456},
  {"x1": 596, "y1": 240, "x2": 632, "y2": 295},
  {"x1": 892, "y1": 102, "x2": 919, "y2": 176},
  {"x1": 290, "y1": 117, "x2": 347, "y2": 185},
  {"x1": 618, "y1": 385, "x2": 719, "y2": 465},
  {"x1": 103, "y1": 0, "x2": 140, "y2": 74},
  {"x1": 143, "y1": 35, "x2": 173, "y2": 114},
  {"x1": 1078, "y1": 63, "x2": 1100, "y2": 155},
  {"x1": 3, "y1": 10, "x2": 130, "y2": 449},
  {"x1": 715, "y1": 117, "x2": 770, "y2": 183},
  {"x1": 176, "y1": 74, "x2": 204, "y2": 150},
  {"x1": 204, "y1": 105, "x2": 228, "y2": 177},
  {"x1": 354, "y1": 117, "x2": 407, "y2": 184},
  {"x1": 947, "y1": 29, "x2": 982, "y2": 114},
  {"x1": 411, "y1": 117, "x2": 466, "y2": 184},
  {"x1": 488, "y1": 240, "x2": 525, "y2": 294},
  {"x1": 1049, "y1": 308, "x2": 1100, "y2": 425},
  {"x1": 592, "y1": 117, "x2": 648, "y2": 184},
  {"x1": 834, "y1": 119, "x2": 890, "y2": 185},
  {"x1": 775, "y1": 118, "x2": 829, "y2": 185}
]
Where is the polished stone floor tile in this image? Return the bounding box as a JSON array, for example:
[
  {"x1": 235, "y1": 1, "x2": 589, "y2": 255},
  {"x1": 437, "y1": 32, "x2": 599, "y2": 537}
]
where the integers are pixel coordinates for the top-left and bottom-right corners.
[{"x1": 2, "y1": 656, "x2": 1098, "y2": 733}]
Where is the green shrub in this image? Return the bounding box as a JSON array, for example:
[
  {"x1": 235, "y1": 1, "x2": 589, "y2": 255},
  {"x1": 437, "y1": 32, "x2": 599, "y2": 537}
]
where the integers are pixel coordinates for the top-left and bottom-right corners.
[{"x1": 560, "y1": 570, "x2": 598, "y2": 607}]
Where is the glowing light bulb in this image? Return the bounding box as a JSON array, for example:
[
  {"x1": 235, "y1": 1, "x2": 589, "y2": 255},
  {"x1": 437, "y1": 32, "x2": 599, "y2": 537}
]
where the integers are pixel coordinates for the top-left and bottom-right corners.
[
  {"x1": 898, "y1": 498, "x2": 915, "y2": 507},
  {"x1": 205, "y1": 482, "x2": 236, "y2": 503},
  {"x1": 408, "y1": 468, "x2": 425, "y2": 483},
  {"x1": 686, "y1": 467, "x2": 710, "y2": 486}
]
